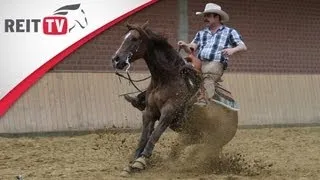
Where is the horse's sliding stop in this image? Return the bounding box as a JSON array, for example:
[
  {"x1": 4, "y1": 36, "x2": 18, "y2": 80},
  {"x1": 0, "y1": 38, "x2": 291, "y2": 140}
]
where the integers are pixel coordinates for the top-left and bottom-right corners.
[{"x1": 111, "y1": 22, "x2": 238, "y2": 176}]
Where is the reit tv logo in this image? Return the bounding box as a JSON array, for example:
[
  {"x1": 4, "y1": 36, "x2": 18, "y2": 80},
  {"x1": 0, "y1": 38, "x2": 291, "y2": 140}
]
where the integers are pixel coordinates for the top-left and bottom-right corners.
[{"x1": 3, "y1": 3, "x2": 88, "y2": 35}]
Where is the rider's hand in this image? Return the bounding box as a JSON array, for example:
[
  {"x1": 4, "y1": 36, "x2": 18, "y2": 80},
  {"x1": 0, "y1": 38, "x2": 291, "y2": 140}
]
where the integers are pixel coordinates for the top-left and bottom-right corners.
[
  {"x1": 177, "y1": 41, "x2": 187, "y2": 47},
  {"x1": 222, "y1": 48, "x2": 236, "y2": 56}
]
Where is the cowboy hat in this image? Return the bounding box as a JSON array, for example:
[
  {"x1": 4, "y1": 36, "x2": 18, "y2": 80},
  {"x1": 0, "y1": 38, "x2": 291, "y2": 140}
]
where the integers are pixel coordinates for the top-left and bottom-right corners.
[{"x1": 196, "y1": 3, "x2": 229, "y2": 22}]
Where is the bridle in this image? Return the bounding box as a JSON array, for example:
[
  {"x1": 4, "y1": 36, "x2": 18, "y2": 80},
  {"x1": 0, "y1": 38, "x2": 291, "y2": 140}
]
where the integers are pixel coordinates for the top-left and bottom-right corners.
[
  {"x1": 124, "y1": 38, "x2": 142, "y2": 72},
  {"x1": 115, "y1": 29, "x2": 150, "y2": 93}
]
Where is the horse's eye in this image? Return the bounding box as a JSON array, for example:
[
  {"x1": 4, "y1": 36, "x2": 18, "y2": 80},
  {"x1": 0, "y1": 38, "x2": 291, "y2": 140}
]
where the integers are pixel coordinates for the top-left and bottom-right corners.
[{"x1": 132, "y1": 37, "x2": 138, "y2": 42}]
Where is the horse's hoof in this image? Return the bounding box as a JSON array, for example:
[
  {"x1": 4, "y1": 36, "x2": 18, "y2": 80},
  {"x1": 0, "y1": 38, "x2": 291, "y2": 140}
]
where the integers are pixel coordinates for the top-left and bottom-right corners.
[
  {"x1": 131, "y1": 156, "x2": 147, "y2": 170},
  {"x1": 120, "y1": 166, "x2": 132, "y2": 177},
  {"x1": 120, "y1": 170, "x2": 130, "y2": 177}
]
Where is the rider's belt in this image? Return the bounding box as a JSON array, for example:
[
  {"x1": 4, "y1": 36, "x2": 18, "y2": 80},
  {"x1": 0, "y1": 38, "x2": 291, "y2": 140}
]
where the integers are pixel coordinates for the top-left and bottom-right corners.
[{"x1": 202, "y1": 59, "x2": 228, "y2": 70}]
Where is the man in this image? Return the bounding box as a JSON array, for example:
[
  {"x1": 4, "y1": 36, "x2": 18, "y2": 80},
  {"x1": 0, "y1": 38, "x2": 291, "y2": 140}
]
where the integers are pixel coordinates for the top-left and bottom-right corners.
[
  {"x1": 179, "y1": 2, "x2": 247, "y2": 110},
  {"x1": 124, "y1": 2, "x2": 247, "y2": 111}
]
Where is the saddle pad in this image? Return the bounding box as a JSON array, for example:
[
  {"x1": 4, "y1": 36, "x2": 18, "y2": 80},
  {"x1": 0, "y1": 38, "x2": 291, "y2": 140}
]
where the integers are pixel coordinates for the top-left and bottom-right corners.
[{"x1": 212, "y1": 97, "x2": 240, "y2": 111}]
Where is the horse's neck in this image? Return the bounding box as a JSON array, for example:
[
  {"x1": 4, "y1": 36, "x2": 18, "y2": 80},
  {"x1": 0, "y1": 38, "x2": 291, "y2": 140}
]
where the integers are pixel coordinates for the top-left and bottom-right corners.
[{"x1": 144, "y1": 45, "x2": 185, "y2": 84}]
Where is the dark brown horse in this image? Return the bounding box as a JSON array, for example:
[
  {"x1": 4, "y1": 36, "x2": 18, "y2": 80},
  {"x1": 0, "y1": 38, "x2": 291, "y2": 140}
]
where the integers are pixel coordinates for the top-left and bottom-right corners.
[{"x1": 111, "y1": 22, "x2": 238, "y2": 176}]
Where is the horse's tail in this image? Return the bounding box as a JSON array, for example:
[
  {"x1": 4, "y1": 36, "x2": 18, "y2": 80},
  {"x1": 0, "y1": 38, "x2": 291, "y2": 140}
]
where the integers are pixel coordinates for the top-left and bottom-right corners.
[{"x1": 179, "y1": 64, "x2": 202, "y2": 94}]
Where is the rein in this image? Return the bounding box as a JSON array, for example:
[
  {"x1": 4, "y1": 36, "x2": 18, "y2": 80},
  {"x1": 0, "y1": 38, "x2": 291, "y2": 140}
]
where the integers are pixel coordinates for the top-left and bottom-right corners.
[
  {"x1": 116, "y1": 46, "x2": 186, "y2": 93},
  {"x1": 115, "y1": 27, "x2": 189, "y2": 95},
  {"x1": 115, "y1": 71, "x2": 150, "y2": 93},
  {"x1": 115, "y1": 33, "x2": 151, "y2": 93}
]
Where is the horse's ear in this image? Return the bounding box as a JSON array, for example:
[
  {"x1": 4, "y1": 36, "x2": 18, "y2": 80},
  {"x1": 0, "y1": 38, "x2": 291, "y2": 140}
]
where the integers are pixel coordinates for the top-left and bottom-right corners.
[
  {"x1": 141, "y1": 20, "x2": 149, "y2": 29},
  {"x1": 126, "y1": 21, "x2": 133, "y2": 29}
]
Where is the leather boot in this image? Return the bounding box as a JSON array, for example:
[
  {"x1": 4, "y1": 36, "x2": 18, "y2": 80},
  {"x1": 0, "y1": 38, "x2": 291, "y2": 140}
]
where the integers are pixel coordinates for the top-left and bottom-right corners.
[{"x1": 124, "y1": 95, "x2": 146, "y2": 111}]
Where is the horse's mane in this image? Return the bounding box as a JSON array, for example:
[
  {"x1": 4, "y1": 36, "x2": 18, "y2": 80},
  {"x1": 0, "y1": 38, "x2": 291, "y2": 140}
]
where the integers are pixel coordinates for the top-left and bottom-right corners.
[{"x1": 130, "y1": 25, "x2": 186, "y2": 76}]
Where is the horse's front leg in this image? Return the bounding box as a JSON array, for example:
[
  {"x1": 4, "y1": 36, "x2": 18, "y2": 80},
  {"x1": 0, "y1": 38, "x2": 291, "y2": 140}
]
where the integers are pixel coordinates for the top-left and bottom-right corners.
[
  {"x1": 134, "y1": 112, "x2": 155, "y2": 159},
  {"x1": 131, "y1": 105, "x2": 175, "y2": 169},
  {"x1": 121, "y1": 110, "x2": 156, "y2": 176}
]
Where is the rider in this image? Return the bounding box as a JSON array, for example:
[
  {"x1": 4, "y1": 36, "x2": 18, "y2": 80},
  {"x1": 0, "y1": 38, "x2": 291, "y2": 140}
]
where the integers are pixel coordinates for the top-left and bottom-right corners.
[{"x1": 124, "y1": 2, "x2": 247, "y2": 111}]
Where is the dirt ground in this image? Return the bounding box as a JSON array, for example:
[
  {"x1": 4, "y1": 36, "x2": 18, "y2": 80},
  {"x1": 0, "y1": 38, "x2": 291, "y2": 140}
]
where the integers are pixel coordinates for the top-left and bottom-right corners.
[{"x1": 0, "y1": 126, "x2": 319, "y2": 180}]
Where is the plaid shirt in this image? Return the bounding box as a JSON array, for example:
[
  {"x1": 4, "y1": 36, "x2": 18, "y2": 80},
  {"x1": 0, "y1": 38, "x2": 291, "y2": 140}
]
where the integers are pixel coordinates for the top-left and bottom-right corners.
[{"x1": 192, "y1": 25, "x2": 244, "y2": 63}]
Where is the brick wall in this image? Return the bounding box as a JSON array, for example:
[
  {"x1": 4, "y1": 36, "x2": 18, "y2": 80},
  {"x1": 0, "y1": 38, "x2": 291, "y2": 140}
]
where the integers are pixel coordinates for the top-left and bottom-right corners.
[
  {"x1": 53, "y1": 0, "x2": 178, "y2": 72},
  {"x1": 189, "y1": 0, "x2": 320, "y2": 73},
  {"x1": 53, "y1": 0, "x2": 320, "y2": 73}
]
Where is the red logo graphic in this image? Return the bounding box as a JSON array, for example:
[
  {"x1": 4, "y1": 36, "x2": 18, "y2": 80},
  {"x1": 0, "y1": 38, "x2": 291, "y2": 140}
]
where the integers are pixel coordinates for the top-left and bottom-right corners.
[{"x1": 43, "y1": 16, "x2": 68, "y2": 35}]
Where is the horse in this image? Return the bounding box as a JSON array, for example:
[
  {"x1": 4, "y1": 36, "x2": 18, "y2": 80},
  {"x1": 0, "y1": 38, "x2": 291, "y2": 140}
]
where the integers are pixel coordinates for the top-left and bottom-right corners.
[
  {"x1": 111, "y1": 22, "x2": 238, "y2": 176},
  {"x1": 53, "y1": 3, "x2": 88, "y2": 32}
]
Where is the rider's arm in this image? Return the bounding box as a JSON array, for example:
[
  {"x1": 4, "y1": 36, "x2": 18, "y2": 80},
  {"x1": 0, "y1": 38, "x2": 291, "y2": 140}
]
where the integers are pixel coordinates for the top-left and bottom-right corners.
[
  {"x1": 233, "y1": 43, "x2": 247, "y2": 53},
  {"x1": 229, "y1": 29, "x2": 247, "y2": 51},
  {"x1": 223, "y1": 29, "x2": 247, "y2": 55},
  {"x1": 188, "y1": 42, "x2": 198, "y2": 52},
  {"x1": 190, "y1": 32, "x2": 200, "y2": 52},
  {"x1": 178, "y1": 32, "x2": 199, "y2": 54}
]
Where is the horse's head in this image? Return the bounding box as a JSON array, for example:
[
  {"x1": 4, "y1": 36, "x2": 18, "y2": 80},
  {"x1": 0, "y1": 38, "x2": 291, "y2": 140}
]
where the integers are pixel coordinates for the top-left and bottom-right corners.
[{"x1": 112, "y1": 21, "x2": 149, "y2": 70}]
